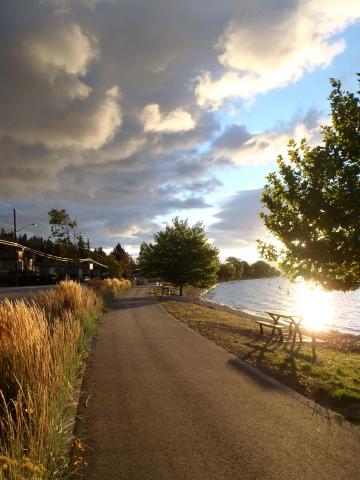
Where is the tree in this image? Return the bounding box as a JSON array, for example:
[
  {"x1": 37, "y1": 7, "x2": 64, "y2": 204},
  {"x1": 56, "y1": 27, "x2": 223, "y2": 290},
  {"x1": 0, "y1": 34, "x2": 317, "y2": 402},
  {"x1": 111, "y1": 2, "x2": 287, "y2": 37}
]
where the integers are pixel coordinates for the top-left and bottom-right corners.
[
  {"x1": 240, "y1": 260, "x2": 251, "y2": 278},
  {"x1": 218, "y1": 263, "x2": 236, "y2": 282},
  {"x1": 250, "y1": 260, "x2": 279, "y2": 278},
  {"x1": 226, "y1": 256, "x2": 244, "y2": 279},
  {"x1": 106, "y1": 254, "x2": 124, "y2": 278},
  {"x1": 258, "y1": 75, "x2": 360, "y2": 291},
  {"x1": 112, "y1": 243, "x2": 135, "y2": 276},
  {"x1": 138, "y1": 218, "x2": 219, "y2": 295},
  {"x1": 112, "y1": 243, "x2": 128, "y2": 262},
  {"x1": 48, "y1": 208, "x2": 79, "y2": 250}
]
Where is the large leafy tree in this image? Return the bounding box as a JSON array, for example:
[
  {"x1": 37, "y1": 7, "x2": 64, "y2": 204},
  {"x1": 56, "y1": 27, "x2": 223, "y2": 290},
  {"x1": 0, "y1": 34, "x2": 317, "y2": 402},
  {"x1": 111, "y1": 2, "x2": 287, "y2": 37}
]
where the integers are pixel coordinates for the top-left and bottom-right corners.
[
  {"x1": 138, "y1": 218, "x2": 219, "y2": 295},
  {"x1": 259, "y1": 75, "x2": 360, "y2": 291}
]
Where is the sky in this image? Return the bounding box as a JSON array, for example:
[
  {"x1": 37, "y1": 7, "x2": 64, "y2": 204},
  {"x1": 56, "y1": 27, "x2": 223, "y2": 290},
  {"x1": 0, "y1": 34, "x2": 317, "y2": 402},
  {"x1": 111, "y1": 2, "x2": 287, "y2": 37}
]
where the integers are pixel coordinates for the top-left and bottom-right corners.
[{"x1": 0, "y1": 0, "x2": 359, "y2": 262}]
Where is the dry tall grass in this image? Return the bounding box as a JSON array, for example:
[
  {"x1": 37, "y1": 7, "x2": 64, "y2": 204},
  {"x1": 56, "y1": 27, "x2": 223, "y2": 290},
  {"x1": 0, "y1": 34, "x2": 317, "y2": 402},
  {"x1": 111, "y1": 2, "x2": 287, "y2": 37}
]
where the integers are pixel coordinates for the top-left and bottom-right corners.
[
  {"x1": 87, "y1": 277, "x2": 132, "y2": 300},
  {"x1": 0, "y1": 279, "x2": 130, "y2": 479}
]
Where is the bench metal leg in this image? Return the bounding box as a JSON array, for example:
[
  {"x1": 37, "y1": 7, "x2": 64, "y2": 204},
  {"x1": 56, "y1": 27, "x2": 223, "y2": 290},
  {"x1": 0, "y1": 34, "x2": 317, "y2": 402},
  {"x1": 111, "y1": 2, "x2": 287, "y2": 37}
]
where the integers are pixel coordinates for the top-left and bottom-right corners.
[
  {"x1": 259, "y1": 324, "x2": 264, "y2": 335},
  {"x1": 277, "y1": 328, "x2": 284, "y2": 342}
]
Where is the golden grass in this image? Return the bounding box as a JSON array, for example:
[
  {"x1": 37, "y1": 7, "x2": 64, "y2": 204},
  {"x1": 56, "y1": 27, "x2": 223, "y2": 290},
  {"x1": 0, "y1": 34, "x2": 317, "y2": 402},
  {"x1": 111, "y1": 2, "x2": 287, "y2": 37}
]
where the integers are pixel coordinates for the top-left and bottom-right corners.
[
  {"x1": 87, "y1": 277, "x2": 132, "y2": 300},
  {"x1": 0, "y1": 279, "x2": 130, "y2": 479}
]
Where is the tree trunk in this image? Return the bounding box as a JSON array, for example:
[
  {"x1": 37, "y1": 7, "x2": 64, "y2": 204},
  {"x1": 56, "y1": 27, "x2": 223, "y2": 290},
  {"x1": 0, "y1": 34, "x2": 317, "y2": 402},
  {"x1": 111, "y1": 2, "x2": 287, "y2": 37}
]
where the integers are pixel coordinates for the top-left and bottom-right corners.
[{"x1": 179, "y1": 284, "x2": 183, "y2": 296}]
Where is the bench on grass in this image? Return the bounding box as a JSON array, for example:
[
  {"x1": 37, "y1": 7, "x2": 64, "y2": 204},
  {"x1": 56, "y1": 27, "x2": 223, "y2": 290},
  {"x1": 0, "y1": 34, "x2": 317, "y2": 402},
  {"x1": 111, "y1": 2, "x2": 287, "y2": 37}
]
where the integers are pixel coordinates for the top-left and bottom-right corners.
[
  {"x1": 161, "y1": 285, "x2": 177, "y2": 295},
  {"x1": 255, "y1": 319, "x2": 288, "y2": 342},
  {"x1": 258, "y1": 311, "x2": 325, "y2": 361},
  {"x1": 265, "y1": 312, "x2": 304, "y2": 343}
]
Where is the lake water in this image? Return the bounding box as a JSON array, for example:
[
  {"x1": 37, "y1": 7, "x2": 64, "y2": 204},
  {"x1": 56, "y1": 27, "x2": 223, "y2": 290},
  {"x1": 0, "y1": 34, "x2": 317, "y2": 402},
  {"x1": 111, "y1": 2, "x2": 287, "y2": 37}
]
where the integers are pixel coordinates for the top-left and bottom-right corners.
[{"x1": 204, "y1": 277, "x2": 360, "y2": 335}]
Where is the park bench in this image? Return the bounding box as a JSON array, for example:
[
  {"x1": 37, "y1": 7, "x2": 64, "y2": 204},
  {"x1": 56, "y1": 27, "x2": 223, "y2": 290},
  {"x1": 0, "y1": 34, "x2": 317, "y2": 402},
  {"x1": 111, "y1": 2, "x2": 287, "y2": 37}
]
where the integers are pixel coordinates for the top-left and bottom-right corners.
[
  {"x1": 255, "y1": 318, "x2": 288, "y2": 342},
  {"x1": 256, "y1": 312, "x2": 305, "y2": 343},
  {"x1": 265, "y1": 311, "x2": 327, "y2": 361},
  {"x1": 161, "y1": 285, "x2": 177, "y2": 295}
]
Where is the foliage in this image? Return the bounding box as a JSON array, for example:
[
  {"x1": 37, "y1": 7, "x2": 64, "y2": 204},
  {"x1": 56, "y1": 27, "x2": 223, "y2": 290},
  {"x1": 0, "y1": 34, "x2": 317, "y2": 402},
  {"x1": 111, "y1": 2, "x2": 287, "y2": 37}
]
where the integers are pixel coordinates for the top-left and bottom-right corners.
[
  {"x1": 48, "y1": 208, "x2": 79, "y2": 247},
  {"x1": 0, "y1": 280, "x2": 131, "y2": 479},
  {"x1": 226, "y1": 257, "x2": 244, "y2": 279},
  {"x1": 250, "y1": 260, "x2": 279, "y2": 278},
  {"x1": 218, "y1": 263, "x2": 236, "y2": 282},
  {"x1": 138, "y1": 218, "x2": 219, "y2": 295},
  {"x1": 217, "y1": 258, "x2": 279, "y2": 282},
  {"x1": 259, "y1": 75, "x2": 360, "y2": 291},
  {"x1": 111, "y1": 243, "x2": 135, "y2": 277},
  {"x1": 87, "y1": 277, "x2": 132, "y2": 301}
]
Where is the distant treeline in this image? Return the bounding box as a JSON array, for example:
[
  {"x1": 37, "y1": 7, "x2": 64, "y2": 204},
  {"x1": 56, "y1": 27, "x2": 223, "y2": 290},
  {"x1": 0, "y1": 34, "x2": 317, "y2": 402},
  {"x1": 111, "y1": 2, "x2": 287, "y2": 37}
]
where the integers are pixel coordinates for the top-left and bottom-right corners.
[{"x1": 218, "y1": 257, "x2": 280, "y2": 282}]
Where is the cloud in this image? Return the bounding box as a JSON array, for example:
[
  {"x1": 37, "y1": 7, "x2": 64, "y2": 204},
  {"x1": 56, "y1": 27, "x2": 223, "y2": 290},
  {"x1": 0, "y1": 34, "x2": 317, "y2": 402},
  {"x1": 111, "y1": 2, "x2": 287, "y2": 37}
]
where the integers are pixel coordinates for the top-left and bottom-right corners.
[
  {"x1": 0, "y1": 14, "x2": 122, "y2": 150},
  {"x1": 209, "y1": 188, "x2": 276, "y2": 262},
  {"x1": 210, "y1": 189, "x2": 266, "y2": 247},
  {"x1": 0, "y1": 0, "x2": 357, "y2": 257},
  {"x1": 41, "y1": 0, "x2": 114, "y2": 12},
  {"x1": 141, "y1": 104, "x2": 195, "y2": 133},
  {"x1": 195, "y1": 0, "x2": 360, "y2": 109},
  {"x1": 211, "y1": 110, "x2": 323, "y2": 166},
  {"x1": 26, "y1": 21, "x2": 98, "y2": 77}
]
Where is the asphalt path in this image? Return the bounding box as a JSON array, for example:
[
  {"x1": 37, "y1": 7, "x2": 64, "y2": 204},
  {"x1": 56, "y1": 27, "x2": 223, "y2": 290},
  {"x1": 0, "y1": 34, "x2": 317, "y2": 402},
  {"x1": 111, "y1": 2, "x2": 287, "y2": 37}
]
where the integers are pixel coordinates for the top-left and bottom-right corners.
[
  {"x1": 77, "y1": 286, "x2": 360, "y2": 480},
  {"x1": 0, "y1": 285, "x2": 55, "y2": 300}
]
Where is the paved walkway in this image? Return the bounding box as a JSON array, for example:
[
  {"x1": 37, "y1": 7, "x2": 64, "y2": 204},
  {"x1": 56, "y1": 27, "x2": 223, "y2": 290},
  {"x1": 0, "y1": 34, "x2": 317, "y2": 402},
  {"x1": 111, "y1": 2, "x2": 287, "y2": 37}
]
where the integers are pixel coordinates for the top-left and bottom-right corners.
[{"x1": 76, "y1": 286, "x2": 360, "y2": 479}]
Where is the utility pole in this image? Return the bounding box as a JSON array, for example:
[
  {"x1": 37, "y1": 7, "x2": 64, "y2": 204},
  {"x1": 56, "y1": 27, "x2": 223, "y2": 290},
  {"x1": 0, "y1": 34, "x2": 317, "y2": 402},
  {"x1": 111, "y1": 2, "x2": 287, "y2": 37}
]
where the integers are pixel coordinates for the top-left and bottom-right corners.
[{"x1": 13, "y1": 208, "x2": 18, "y2": 287}]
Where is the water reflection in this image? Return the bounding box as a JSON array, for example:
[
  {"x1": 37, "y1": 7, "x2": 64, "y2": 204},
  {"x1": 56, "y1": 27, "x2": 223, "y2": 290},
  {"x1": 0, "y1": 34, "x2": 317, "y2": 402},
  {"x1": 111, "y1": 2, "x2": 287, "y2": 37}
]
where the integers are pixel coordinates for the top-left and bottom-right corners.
[
  {"x1": 205, "y1": 277, "x2": 359, "y2": 335},
  {"x1": 294, "y1": 282, "x2": 333, "y2": 331}
]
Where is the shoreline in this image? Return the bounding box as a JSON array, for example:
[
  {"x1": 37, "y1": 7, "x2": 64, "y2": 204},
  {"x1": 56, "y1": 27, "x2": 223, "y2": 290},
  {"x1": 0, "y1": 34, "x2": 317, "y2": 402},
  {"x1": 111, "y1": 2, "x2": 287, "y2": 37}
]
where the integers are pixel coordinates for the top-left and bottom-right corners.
[
  {"x1": 182, "y1": 286, "x2": 360, "y2": 353},
  {"x1": 157, "y1": 290, "x2": 360, "y2": 424}
]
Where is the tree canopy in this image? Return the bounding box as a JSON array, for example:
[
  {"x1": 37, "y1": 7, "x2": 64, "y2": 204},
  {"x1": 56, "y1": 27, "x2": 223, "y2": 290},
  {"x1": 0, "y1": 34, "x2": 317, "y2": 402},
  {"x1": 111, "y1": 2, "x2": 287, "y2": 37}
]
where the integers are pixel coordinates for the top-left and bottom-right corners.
[
  {"x1": 112, "y1": 243, "x2": 135, "y2": 276},
  {"x1": 217, "y1": 258, "x2": 279, "y2": 282},
  {"x1": 48, "y1": 208, "x2": 79, "y2": 246},
  {"x1": 138, "y1": 218, "x2": 219, "y2": 295},
  {"x1": 259, "y1": 75, "x2": 360, "y2": 291}
]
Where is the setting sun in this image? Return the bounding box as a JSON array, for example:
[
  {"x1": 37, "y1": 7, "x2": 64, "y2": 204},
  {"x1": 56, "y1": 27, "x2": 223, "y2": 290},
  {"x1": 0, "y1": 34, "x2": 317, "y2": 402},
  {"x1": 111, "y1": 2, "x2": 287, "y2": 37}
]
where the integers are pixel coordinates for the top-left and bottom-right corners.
[{"x1": 294, "y1": 282, "x2": 333, "y2": 331}]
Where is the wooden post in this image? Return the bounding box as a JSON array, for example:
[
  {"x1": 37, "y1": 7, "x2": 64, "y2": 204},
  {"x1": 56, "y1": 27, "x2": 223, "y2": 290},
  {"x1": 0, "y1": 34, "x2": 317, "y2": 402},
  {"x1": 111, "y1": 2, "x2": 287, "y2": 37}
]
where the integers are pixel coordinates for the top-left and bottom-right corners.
[{"x1": 311, "y1": 331, "x2": 317, "y2": 363}]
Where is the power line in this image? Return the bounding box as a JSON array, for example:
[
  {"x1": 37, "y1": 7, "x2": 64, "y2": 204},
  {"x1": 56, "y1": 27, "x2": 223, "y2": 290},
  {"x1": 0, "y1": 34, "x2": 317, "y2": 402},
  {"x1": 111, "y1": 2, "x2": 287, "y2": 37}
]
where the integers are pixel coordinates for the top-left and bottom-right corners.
[
  {"x1": 0, "y1": 199, "x2": 13, "y2": 209},
  {"x1": 0, "y1": 238, "x2": 108, "y2": 268},
  {"x1": 0, "y1": 200, "x2": 41, "y2": 219},
  {"x1": 0, "y1": 220, "x2": 13, "y2": 229}
]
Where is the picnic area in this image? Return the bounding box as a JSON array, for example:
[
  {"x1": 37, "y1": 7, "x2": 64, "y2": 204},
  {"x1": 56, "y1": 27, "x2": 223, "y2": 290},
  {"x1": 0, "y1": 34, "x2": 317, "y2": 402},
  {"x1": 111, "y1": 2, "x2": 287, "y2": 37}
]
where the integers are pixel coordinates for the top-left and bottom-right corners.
[{"x1": 156, "y1": 293, "x2": 360, "y2": 424}]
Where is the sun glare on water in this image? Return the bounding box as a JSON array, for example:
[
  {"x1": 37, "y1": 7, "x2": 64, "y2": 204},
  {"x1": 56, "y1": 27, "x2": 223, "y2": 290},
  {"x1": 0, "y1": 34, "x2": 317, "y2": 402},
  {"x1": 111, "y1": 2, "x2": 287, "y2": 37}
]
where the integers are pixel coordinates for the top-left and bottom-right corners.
[{"x1": 294, "y1": 282, "x2": 333, "y2": 331}]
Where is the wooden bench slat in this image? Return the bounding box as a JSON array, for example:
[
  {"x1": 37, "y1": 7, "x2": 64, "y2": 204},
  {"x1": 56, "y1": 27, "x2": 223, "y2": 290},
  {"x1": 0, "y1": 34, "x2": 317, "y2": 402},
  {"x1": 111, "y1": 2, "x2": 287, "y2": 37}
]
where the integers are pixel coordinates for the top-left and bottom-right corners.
[{"x1": 256, "y1": 321, "x2": 287, "y2": 329}]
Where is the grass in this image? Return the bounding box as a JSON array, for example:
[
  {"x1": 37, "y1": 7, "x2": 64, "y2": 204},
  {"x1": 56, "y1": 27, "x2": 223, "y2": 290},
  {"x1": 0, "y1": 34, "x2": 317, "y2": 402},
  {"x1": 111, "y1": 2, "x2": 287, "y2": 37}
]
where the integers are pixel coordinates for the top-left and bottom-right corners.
[
  {"x1": 87, "y1": 278, "x2": 132, "y2": 305},
  {"x1": 0, "y1": 278, "x2": 131, "y2": 479},
  {"x1": 158, "y1": 297, "x2": 360, "y2": 425}
]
